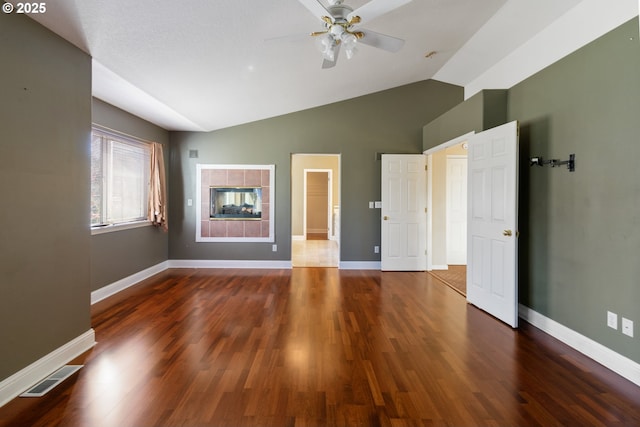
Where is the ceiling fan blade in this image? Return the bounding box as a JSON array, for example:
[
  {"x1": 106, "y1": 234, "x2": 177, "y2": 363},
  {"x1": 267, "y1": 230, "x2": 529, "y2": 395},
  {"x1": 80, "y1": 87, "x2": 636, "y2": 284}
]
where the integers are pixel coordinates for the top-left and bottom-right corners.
[
  {"x1": 298, "y1": 0, "x2": 334, "y2": 23},
  {"x1": 347, "y1": 0, "x2": 412, "y2": 23},
  {"x1": 358, "y1": 29, "x2": 405, "y2": 52},
  {"x1": 321, "y1": 44, "x2": 340, "y2": 69}
]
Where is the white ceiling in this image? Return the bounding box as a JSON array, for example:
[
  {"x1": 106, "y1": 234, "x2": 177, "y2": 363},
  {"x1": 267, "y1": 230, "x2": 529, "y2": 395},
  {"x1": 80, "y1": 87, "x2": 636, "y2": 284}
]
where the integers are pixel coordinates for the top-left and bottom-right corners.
[{"x1": 26, "y1": 0, "x2": 638, "y2": 132}]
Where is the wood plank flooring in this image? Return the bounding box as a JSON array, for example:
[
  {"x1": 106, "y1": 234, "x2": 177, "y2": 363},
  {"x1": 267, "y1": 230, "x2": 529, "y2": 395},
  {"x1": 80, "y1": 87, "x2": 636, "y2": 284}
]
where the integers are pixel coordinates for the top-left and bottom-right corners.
[
  {"x1": 292, "y1": 239, "x2": 339, "y2": 267},
  {"x1": 1, "y1": 268, "x2": 639, "y2": 427},
  {"x1": 429, "y1": 265, "x2": 466, "y2": 296}
]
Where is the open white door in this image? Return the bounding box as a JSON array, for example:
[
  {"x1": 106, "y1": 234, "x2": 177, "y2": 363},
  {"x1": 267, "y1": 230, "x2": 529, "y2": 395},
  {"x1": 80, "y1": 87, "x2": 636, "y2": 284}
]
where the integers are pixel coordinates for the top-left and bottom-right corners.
[
  {"x1": 467, "y1": 121, "x2": 519, "y2": 327},
  {"x1": 381, "y1": 154, "x2": 427, "y2": 271}
]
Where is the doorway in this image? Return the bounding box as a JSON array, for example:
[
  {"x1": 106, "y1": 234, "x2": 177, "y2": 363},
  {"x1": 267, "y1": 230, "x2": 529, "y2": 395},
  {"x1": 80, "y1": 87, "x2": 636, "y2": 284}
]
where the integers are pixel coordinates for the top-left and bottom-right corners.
[
  {"x1": 305, "y1": 170, "x2": 331, "y2": 240},
  {"x1": 425, "y1": 133, "x2": 472, "y2": 295},
  {"x1": 291, "y1": 154, "x2": 340, "y2": 267}
]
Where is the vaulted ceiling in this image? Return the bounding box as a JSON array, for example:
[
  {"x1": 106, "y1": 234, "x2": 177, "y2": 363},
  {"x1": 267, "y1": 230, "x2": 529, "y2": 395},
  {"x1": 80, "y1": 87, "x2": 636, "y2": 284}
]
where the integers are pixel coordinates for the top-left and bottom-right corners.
[{"x1": 26, "y1": 0, "x2": 638, "y2": 131}]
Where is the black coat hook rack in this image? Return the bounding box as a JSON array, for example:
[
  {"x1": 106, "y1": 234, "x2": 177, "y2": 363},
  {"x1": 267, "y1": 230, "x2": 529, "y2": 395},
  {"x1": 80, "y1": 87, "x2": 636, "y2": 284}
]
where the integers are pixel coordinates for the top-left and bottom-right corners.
[{"x1": 530, "y1": 153, "x2": 575, "y2": 172}]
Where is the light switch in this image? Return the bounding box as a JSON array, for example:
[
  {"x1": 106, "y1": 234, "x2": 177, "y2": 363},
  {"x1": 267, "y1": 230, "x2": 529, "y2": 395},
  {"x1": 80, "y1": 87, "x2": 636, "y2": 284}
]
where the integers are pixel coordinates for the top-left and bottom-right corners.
[
  {"x1": 187, "y1": 199, "x2": 193, "y2": 207},
  {"x1": 374, "y1": 201, "x2": 382, "y2": 208}
]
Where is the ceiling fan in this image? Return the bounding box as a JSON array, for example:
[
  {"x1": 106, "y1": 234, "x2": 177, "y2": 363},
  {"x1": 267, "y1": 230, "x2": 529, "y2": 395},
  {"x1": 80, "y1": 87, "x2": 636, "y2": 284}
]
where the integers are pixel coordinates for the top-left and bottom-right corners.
[{"x1": 297, "y1": 0, "x2": 413, "y2": 68}]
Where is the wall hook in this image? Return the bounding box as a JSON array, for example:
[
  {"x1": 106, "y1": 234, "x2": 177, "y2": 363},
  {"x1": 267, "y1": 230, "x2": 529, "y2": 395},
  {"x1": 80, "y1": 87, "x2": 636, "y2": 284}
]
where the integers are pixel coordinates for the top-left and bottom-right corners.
[{"x1": 530, "y1": 154, "x2": 575, "y2": 172}]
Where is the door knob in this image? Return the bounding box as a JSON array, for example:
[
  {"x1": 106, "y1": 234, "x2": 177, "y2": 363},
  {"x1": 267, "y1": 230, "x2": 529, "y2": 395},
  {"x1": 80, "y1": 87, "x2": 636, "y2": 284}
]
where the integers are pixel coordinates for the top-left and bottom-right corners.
[
  {"x1": 503, "y1": 229, "x2": 512, "y2": 236},
  {"x1": 383, "y1": 216, "x2": 389, "y2": 220}
]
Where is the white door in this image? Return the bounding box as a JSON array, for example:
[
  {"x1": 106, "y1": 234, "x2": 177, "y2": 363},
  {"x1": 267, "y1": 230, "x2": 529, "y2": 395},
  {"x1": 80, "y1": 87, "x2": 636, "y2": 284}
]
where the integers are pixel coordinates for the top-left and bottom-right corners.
[
  {"x1": 467, "y1": 121, "x2": 519, "y2": 328},
  {"x1": 381, "y1": 154, "x2": 427, "y2": 271},
  {"x1": 446, "y1": 156, "x2": 467, "y2": 264}
]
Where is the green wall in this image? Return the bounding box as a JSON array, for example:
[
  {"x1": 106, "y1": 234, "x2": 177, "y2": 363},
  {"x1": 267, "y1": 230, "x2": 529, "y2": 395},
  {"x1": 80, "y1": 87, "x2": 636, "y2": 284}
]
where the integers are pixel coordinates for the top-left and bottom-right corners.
[
  {"x1": 511, "y1": 18, "x2": 640, "y2": 362},
  {"x1": 90, "y1": 99, "x2": 169, "y2": 291},
  {"x1": 422, "y1": 89, "x2": 507, "y2": 151},
  {"x1": 0, "y1": 13, "x2": 92, "y2": 380},
  {"x1": 420, "y1": 19, "x2": 640, "y2": 364},
  {"x1": 169, "y1": 80, "x2": 463, "y2": 262}
]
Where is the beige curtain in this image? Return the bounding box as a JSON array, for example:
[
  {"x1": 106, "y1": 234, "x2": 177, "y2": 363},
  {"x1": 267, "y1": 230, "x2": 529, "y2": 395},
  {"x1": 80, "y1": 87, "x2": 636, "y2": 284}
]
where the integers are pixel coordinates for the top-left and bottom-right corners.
[{"x1": 148, "y1": 142, "x2": 168, "y2": 231}]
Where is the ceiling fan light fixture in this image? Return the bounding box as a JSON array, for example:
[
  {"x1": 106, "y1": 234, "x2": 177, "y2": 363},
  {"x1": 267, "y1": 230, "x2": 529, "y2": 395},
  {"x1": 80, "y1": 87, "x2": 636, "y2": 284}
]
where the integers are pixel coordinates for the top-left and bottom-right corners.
[
  {"x1": 324, "y1": 45, "x2": 336, "y2": 62},
  {"x1": 330, "y1": 24, "x2": 345, "y2": 37},
  {"x1": 345, "y1": 46, "x2": 358, "y2": 60},
  {"x1": 315, "y1": 34, "x2": 337, "y2": 61},
  {"x1": 299, "y1": 0, "x2": 410, "y2": 68},
  {"x1": 342, "y1": 32, "x2": 358, "y2": 59},
  {"x1": 342, "y1": 32, "x2": 357, "y2": 45}
]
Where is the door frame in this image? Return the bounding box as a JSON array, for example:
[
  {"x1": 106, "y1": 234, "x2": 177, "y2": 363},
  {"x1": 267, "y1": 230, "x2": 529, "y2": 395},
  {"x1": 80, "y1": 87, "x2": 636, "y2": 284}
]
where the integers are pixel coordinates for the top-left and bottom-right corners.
[
  {"x1": 424, "y1": 131, "x2": 475, "y2": 271},
  {"x1": 303, "y1": 168, "x2": 333, "y2": 240}
]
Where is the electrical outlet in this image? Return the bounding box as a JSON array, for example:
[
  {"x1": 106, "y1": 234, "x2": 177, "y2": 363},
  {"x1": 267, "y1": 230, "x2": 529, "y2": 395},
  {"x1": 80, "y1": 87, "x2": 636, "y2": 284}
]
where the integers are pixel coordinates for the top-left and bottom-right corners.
[
  {"x1": 272, "y1": 244, "x2": 277, "y2": 252},
  {"x1": 622, "y1": 318, "x2": 634, "y2": 337},
  {"x1": 607, "y1": 311, "x2": 618, "y2": 330},
  {"x1": 369, "y1": 201, "x2": 374, "y2": 209},
  {"x1": 374, "y1": 246, "x2": 379, "y2": 254}
]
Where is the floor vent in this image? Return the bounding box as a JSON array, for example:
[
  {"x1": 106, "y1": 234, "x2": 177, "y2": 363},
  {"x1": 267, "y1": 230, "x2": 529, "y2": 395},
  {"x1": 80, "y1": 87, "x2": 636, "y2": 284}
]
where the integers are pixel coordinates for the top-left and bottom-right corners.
[{"x1": 20, "y1": 365, "x2": 83, "y2": 397}]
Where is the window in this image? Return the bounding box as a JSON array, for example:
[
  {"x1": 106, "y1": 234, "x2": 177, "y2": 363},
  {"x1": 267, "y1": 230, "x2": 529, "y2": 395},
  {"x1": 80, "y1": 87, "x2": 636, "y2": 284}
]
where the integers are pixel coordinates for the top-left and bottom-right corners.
[{"x1": 91, "y1": 127, "x2": 151, "y2": 227}]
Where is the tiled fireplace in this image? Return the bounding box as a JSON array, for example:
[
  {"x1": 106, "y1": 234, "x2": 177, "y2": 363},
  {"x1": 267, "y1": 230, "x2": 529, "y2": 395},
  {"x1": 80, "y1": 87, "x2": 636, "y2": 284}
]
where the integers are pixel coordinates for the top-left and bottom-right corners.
[{"x1": 196, "y1": 164, "x2": 275, "y2": 242}]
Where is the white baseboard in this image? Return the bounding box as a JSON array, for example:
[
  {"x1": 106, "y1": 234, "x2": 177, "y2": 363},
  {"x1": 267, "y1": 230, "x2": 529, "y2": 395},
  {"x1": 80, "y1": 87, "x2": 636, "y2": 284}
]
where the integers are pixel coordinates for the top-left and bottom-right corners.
[
  {"x1": 292, "y1": 235, "x2": 305, "y2": 241},
  {"x1": 91, "y1": 261, "x2": 169, "y2": 305},
  {"x1": 339, "y1": 261, "x2": 381, "y2": 270},
  {"x1": 430, "y1": 264, "x2": 449, "y2": 271},
  {"x1": 168, "y1": 259, "x2": 292, "y2": 269},
  {"x1": 0, "y1": 329, "x2": 95, "y2": 407},
  {"x1": 519, "y1": 304, "x2": 640, "y2": 387}
]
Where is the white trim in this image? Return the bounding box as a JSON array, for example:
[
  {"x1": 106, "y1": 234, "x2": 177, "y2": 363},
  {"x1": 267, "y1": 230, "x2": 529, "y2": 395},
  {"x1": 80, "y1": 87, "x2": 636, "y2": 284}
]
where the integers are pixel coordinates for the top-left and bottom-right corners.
[
  {"x1": 91, "y1": 220, "x2": 151, "y2": 235},
  {"x1": 424, "y1": 132, "x2": 474, "y2": 274},
  {"x1": 519, "y1": 304, "x2": 640, "y2": 387},
  {"x1": 91, "y1": 261, "x2": 169, "y2": 305},
  {"x1": 168, "y1": 259, "x2": 292, "y2": 269},
  {"x1": 292, "y1": 235, "x2": 305, "y2": 241},
  {"x1": 339, "y1": 261, "x2": 381, "y2": 270},
  {"x1": 426, "y1": 154, "x2": 433, "y2": 271},
  {"x1": 0, "y1": 329, "x2": 96, "y2": 407},
  {"x1": 423, "y1": 131, "x2": 475, "y2": 155},
  {"x1": 430, "y1": 264, "x2": 449, "y2": 271}
]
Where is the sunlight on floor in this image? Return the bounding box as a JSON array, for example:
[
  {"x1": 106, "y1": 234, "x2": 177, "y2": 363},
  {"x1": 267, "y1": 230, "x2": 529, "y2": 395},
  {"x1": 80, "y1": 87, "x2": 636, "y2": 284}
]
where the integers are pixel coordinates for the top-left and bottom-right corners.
[{"x1": 292, "y1": 239, "x2": 339, "y2": 267}]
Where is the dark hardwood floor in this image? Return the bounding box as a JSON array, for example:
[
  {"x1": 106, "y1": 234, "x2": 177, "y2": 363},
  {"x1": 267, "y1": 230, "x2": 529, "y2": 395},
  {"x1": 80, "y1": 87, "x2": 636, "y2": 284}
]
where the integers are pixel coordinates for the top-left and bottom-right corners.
[{"x1": 1, "y1": 268, "x2": 639, "y2": 426}]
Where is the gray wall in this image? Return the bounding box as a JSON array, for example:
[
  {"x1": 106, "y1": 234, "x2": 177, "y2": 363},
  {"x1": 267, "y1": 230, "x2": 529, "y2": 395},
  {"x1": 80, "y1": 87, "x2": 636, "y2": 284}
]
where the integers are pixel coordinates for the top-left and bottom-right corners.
[
  {"x1": 511, "y1": 18, "x2": 640, "y2": 363},
  {"x1": 169, "y1": 80, "x2": 463, "y2": 262},
  {"x1": 0, "y1": 13, "x2": 92, "y2": 380},
  {"x1": 423, "y1": 89, "x2": 507, "y2": 150},
  {"x1": 421, "y1": 19, "x2": 640, "y2": 364},
  {"x1": 91, "y1": 99, "x2": 169, "y2": 291}
]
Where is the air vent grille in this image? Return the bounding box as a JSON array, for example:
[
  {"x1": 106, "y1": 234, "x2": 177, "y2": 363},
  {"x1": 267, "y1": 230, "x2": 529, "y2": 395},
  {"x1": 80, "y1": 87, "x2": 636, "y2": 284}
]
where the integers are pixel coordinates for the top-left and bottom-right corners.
[{"x1": 20, "y1": 365, "x2": 83, "y2": 397}]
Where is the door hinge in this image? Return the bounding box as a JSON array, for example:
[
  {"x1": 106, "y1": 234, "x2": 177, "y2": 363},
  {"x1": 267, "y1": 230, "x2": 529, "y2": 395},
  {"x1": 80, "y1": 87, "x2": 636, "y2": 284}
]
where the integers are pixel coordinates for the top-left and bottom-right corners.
[{"x1": 425, "y1": 164, "x2": 428, "y2": 171}]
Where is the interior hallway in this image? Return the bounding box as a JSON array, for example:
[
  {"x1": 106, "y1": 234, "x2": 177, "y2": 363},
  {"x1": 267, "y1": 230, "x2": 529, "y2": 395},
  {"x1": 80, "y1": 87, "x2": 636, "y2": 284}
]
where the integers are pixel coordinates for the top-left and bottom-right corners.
[{"x1": 292, "y1": 237, "x2": 339, "y2": 267}]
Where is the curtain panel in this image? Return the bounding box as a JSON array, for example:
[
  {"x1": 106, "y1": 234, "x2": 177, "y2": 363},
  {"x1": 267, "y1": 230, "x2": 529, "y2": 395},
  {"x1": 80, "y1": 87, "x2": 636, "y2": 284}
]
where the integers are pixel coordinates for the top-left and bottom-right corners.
[{"x1": 148, "y1": 142, "x2": 168, "y2": 231}]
